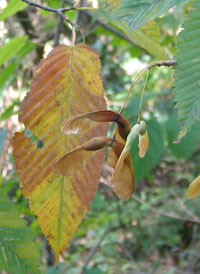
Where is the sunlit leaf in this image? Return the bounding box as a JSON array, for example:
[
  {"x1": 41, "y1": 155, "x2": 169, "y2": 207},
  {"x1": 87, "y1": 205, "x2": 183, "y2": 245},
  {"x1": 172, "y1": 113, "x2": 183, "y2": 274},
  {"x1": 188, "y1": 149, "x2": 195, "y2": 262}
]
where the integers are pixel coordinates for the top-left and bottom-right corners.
[
  {"x1": 115, "y1": 24, "x2": 169, "y2": 59},
  {"x1": 187, "y1": 175, "x2": 200, "y2": 199},
  {"x1": 13, "y1": 44, "x2": 108, "y2": 260},
  {"x1": 0, "y1": 36, "x2": 28, "y2": 67},
  {"x1": 0, "y1": 0, "x2": 27, "y2": 21},
  {"x1": 0, "y1": 41, "x2": 35, "y2": 92},
  {"x1": 98, "y1": 0, "x2": 182, "y2": 31}
]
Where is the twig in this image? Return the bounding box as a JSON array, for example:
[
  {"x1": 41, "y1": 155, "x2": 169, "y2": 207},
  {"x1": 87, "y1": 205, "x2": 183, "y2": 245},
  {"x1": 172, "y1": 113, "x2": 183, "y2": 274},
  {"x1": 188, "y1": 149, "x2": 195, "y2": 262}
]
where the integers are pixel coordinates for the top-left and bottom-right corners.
[
  {"x1": 132, "y1": 194, "x2": 200, "y2": 224},
  {"x1": 187, "y1": 224, "x2": 199, "y2": 273},
  {"x1": 53, "y1": 0, "x2": 66, "y2": 47},
  {"x1": 119, "y1": 59, "x2": 177, "y2": 114},
  {"x1": 65, "y1": 0, "x2": 143, "y2": 49},
  {"x1": 170, "y1": 190, "x2": 200, "y2": 223},
  {"x1": 79, "y1": 224, "x2": 112, "y2": 274},
  {"x1": 21, "y1": 0, "x2": 79, "y2": 29}
]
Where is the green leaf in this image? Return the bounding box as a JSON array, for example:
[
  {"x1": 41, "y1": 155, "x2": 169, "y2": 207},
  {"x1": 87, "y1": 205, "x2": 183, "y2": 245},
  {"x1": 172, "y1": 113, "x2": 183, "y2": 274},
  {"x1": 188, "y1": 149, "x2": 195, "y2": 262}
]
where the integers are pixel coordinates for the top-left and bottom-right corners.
[
  {"x1": 0, "y1": 41, "x2": 35, "y2": 92},
  {"x1": 0, "y1": 0, "x2": 27, "y2": 21},
  {"x1": 0, "y1": 62, "x2": 17, "y2": 92},
  {"x1": 126, "y1": 28, "x2": 169, "y2": 60},
  {"x1": 173, "y1": 1, "x2": 200, "y2": 138},
  {"x1": 85, "y1": 267, "x2": 103, "y2": 274},
  {"x1": 130, "y1": 119, "x2": 164, "y2": 183},
  {"x1": 0, "y1": 194, "x2": 39, "y2": 274},
  {"x1": 166, "y1": 114, "x2": 199, "y2": 159},
  {"x1": 0, "y1": 36, "x2": 28, "y2": 67},
  {"x1": 109, "y1": 19, "x2": 169, "y2": 59},
  {"x1": 98, "y1": 0, "x2": 182, "y2": 31}
]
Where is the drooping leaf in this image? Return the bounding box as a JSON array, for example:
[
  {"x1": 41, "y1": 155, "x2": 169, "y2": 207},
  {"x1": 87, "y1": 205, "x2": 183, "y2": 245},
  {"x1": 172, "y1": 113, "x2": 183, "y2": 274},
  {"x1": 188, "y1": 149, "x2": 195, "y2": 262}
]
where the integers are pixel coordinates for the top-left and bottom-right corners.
[
  {"x1": 13, "y1": 44, "x2": 108, "y2": 260},
  {"x1": 108, "y1": 124, "x2": 140, "y2": 200},
  {"x1": 187, "y1": 175, "x2": 200, "y2": 199},
  {"x1": 0, "y1": 0, "x2": 27, "y2": 21},
  {"x1": 0, "y1": 36, "x2": 28, "y2": 67},
  {"x1": 98, "y1": 0, "x2": 182, "y2": 31},
  {"x1": 130, "y1": 119, "x2": 164, "y2": 183},
  {"x1": 108, "y1": 140, "x2": 134, "y2": 200},
  {"x1": 166, "y1": 114, "x2": 200, "y2": 159},
  {"x1": 0, "y1": 194, "x2": 39, "y2": 274},
  {"x1": 173, "y1": 1, "x2": 200, "y2": 138}
]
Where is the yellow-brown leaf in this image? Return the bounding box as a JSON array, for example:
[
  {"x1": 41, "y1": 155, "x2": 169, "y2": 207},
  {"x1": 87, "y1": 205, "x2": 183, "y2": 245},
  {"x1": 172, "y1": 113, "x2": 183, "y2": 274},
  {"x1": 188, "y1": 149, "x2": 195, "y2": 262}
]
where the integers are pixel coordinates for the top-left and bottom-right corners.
[
  {"x1": 13, "y1": 44, "x2": 108, "y2": 260},
  {"x1": 187, "y1": 175, "x2": 200, "y2": 199},
  {"x1": 108, "y1": 141, "x2": 134, "y2": 200}
]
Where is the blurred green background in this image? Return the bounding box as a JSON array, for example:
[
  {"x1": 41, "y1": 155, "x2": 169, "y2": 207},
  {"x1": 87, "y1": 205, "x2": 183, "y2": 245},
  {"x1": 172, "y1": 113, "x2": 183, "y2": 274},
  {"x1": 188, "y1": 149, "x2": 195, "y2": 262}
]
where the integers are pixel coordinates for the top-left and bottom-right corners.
[{"x1": 1, "y1": 0, "x2": 200, "y2": 273}]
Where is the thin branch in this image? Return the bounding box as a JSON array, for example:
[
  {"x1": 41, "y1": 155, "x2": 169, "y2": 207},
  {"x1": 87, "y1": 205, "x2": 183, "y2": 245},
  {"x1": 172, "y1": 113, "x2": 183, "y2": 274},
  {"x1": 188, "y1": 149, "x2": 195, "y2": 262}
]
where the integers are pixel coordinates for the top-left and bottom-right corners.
[
  {"x1": 119, "y1": 59, "x2": 177, "y2": 114},
  {"x1": 21, "y1": 0, "x2": 79, "y2": 29},
  {"x1": 170, "y1": 190, "x2": 200, "y2": 223},
  {"x1": 79, "y1": 224, "x2": 112, "y2": 274},
  {"x1": 65, "y1": 0, "x2": 143, "y2": 50},
  {"x1": 53, "y1": 0, "x2": 66, "y2": 47},
  {"x1": 132, "y1": 193, "x2": 200, "y2": 225}
]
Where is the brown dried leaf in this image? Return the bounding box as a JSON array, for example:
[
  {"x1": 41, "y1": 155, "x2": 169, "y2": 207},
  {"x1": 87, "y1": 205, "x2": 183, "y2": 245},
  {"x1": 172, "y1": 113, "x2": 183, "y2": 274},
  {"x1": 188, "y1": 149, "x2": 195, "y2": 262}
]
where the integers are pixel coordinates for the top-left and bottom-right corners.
[{"x1": 108, "y1": 141, "x2": 134, "y2": 200}]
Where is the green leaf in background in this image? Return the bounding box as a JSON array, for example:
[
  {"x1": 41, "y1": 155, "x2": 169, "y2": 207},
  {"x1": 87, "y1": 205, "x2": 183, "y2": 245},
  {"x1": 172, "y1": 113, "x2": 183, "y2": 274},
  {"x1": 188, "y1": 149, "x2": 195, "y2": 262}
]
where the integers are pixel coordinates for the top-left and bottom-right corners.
[
  {"x1": 130, "y1": 119, "x2": 164, "y2": 183},
  {"x1": 0, "y1": 36, "x2": 28, "y2": 67},
  {"x1": 0, "y1": 41, "x2": 35, "y2": 92},
  {"x1": 98, "y1": 0, "x2": 182, "y2": 31},
  {"x1": 166, "y1": 114, "x2": 200, "y2": 159},
  {"x1": 85, "y1": 267, "x2": 103, "y2": 274},
  {"x1": 0, "y1": 194, "x2": 39, "y2": 274},
  {"x1": 46, "y1": 263, "x2": 66, "y2": 274},
  {"x1": 0, "y1": 128, "x2": 7, "y2": 155},
  {"x1": 173, "y1": 1, "x2": 200, "y2": 139},
  {"x1": 124, "y1": 28, "x2": 169, "y2": 60},
  {"x1": 44, "y1": 0, "x2": 60, "y2": 8},
  {"x1": 0, "y1": 0, "x2": 27, "y2": 21}
]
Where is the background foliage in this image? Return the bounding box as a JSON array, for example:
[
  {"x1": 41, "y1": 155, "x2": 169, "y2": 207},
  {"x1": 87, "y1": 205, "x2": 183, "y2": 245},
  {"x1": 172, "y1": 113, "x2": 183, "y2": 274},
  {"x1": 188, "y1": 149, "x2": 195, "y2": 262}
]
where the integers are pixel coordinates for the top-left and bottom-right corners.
[{"x1": 1, "y1": 0, "x2": 200, "y2": 273}]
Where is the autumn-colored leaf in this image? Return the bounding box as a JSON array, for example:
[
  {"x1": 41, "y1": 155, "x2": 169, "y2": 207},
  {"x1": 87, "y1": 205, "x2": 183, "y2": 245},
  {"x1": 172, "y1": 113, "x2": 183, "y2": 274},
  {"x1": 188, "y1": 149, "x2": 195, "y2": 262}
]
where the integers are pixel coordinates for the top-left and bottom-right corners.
[
  {"x1": 13, "y1": 44, "x2": 108, "y2": 260},
  {"x1": 108, "y1": 140, "x2": 134, "y2": 200},
  {"x1": 187, "y1": 175, "x2": 200, "y2": 199},
  {"x1": 108, "y1": 123, "x2": 140, "y2": 200}
]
